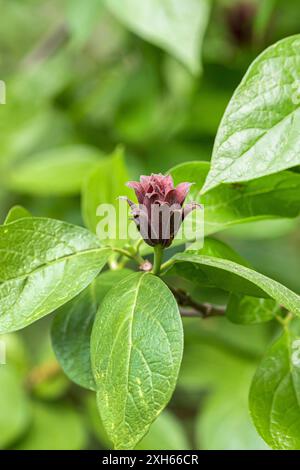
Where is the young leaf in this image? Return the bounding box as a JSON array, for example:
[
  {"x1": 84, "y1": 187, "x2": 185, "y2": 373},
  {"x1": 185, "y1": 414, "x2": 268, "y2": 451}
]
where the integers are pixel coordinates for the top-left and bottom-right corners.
[
  {"x1": 105, "y1": 0, "x2": 210, "y2": 74},
  {"x1": 91, "y1": 272, "x2": 183, "y2": 450},
  {"x1": 6, "y1": 145, "x2": 103, "y2": 196},
  {"x1": 170, "y1": 161, "x2": 300, "y2": 235},
  {"x1": 51, "y1": 269, "x2": 132, "y2": 390},
  {"x1": 166, "y1": 251, "x2": 300, "y2": 315},
  {"x1": 4, "y1": 205, "x2": 31, "y2": 225},
  {"x1": 249, "y1": 330, "x2": 300, "y2": 449},
  {"x1": 202, "y1": 35, "x2": 300, "y2": 193},
  {"x1": 0, "y1": 218, "x2": 111, "y2": 333},
  {"x1": 226, "y1": 293, "x2": 280, "y2": 325},
  {"x1": 81, "y1": 147, "x2": 133, "y2": 245}
]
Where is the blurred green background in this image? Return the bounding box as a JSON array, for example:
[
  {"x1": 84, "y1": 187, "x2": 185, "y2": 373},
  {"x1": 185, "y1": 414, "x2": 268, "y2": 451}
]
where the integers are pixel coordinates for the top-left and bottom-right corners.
[{"x1": 0, "y1": 0, "x2": 299, "y2": 450}]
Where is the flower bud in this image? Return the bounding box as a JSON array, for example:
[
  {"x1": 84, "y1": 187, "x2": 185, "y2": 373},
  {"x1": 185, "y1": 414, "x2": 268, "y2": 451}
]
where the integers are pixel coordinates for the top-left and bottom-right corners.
[{"x1": 122, "y1": 173, "x2": 200, "y2": 247}]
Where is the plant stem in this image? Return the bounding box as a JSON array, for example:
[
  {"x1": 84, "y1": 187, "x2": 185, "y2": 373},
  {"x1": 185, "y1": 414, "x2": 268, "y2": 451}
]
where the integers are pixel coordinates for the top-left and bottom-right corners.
[
  {"x1": 134, "y1": 253, "x2": 145, "y2": 265},
  {"x1": 170, "y1": 287, "x2": 225, "y2": 319},
  {"x1": 276, "y1": 311, "x2": 294, "y2": 329},
  {"x1": 180, "y1": 306, "x2": 225, "y2": 319},
  {"x1": 160, "y1": 257, "x2": 175, "y2": 274},
  {"x1": 152, "y1": 245, "x2": 164, "y2": 275},
  {"x1": 134, "y1": 238, "x2": 144, "y2": 253},
  {"x1": 112, "y1": 247, "x2": 142, "y2": 262}
]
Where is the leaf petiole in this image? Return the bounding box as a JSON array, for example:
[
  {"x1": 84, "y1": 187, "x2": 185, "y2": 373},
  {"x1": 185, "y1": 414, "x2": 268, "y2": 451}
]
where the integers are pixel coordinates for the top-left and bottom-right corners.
[{"x1": 111, "y1": 246, "x2": 145, "y2": 267}]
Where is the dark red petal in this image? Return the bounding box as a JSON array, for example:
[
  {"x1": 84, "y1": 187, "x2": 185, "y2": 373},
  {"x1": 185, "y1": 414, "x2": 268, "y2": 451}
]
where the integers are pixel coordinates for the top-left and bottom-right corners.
[
  {"x1": 174, "y1": 182, "x2": 193, "y2": 205},
  {"x1": 140, "y1": 175, "x2": 151, "y2": 192},
  {"x1": 126, "y1": 181, "x2": 146, "y2": 204},
  {"x1": 163, "y1": 174, "x2": 174, "y2": 192}
]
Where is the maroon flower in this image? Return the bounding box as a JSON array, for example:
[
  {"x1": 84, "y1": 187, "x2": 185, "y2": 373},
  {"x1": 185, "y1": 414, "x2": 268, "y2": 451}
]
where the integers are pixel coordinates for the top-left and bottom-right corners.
[{"x1": 122, "y1": 173, "x2": 200, "y2": 247}]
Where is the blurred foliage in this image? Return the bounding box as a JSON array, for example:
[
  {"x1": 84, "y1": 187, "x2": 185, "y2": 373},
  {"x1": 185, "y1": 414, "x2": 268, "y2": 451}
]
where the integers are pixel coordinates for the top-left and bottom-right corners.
[{"x1": 0, "y1": 0, "x2": 299, "y2": 450}]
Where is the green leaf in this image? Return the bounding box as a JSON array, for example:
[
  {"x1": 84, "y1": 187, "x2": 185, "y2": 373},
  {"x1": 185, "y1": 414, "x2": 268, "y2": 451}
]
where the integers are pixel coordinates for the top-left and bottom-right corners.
[
  {"x1": 167, "y1": 248, "x2": 300, "y2": 315},
  {"x1": 86, "y1": 393, "x2": 190, "y2": 450},
  {"x1": 0, "y1": 366, "x2": 31, "y2": 449},
  {"x1": 4, "y1": 205, "x2": 31, "y2": 225},
  {"x1": 91, "y1": 272, "x2": 183, "y2": 450},
  {"x1": 197, "y1": 364, "x2": 268, "y2": 450},
  {"x1": 188, "y1": 237, "x2": 250, "y2": 265},
  {"x1": 226, "y1": 293, "x2": 280, "y2": 325},
  {"x1": 170, "y1": 161, "x2": 300, "y2": 235},
  {"x1": 105, "y1": 0, "x2": 210, "y2": 74},
  {"x1": 249, "y1": 330, "x2": 300, "y2": 449},
  {"x1": 6, "y1": 145, "x2": 103, "y2": 196},
  {"x1": 0, "y1": 218, "x2": 111, "y2": 333},
  {"x1": 82, "y1": 146, "x2": 133, "y2": 245},
  {"x1": 52, "y1": 269, "x2": 132, "y2": 390},
  {"x1": 202, "y1": 35, "x2": 300, "y2": 193},
  {"x1": 15, "y1": 402, "x2": 86, "y2": 450}
]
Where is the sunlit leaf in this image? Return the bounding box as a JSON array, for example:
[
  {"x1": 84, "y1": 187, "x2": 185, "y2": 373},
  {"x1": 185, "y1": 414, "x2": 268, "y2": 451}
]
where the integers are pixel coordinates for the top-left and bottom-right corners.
[
  {"x1": 0, "y1": 218, "x2": 111, "y2": 333},
  {"x1": 202, "y1": 35, "x2": 300, "y2": 193},
  {"x1": 170, "y1": 161, "x2": 300, "y2": 235}
]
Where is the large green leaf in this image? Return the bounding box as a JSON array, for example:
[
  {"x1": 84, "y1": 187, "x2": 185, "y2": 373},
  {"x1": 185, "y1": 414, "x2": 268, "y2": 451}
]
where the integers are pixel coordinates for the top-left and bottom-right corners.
[
  {"x1": 202, "y1": 35, "x2": 300, "y2": 193},
  {"x1": 86, "y1": 393, "x2": 189, "y2": 450},
  {"x1": 249, "y1": 329, "x2": 300, "y2": 449},
  {"x1": 226, "y1": 293, "x2": 280, "y2": 325},
  {"x1": 170, "y1": 162, "x2": 300, "y2": 235},
  {"x1": 0, "y1": 218, "x2": 111, "y2": 333},
  {"x1": 105, "y1": 0, "x2": 210, "y2": 74},
  {"x1": 91, "y1": 272, "x2": 183, "y2": 449},
  {"x1": 52, "y1": 269, "x2": 132, "y2": 390},
  {"x1": 6, "y1": 145, "x2": 103, "y2": 196},
  {"x1": 166, "y1": 249, "x2": 300, "y2": 315},
  {"x1": 82, "y1": 147, "x2": 133, "y2": 245}
]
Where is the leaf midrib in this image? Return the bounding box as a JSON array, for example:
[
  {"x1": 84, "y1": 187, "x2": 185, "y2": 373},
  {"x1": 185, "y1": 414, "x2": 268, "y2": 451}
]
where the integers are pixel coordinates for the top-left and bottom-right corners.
[
  {"x1": 0, "y1": 247, "x2": 109, "y2": 284},
  {"x1": 122, "y1": 273, "x2": 146, "y2": 435}
]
